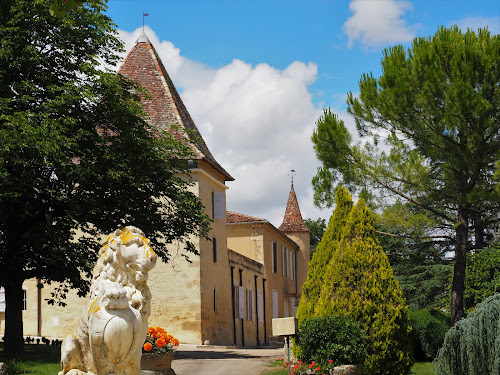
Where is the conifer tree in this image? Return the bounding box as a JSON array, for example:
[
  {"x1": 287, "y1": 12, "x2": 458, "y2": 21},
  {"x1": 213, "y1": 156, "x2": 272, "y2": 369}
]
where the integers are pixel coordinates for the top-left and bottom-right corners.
[
  {"x1": 298, "y1": 188, "x2": 412, "y2": 375},
  {"x1": 297, "y1": 187, "x2": 353, "y2": 322}
]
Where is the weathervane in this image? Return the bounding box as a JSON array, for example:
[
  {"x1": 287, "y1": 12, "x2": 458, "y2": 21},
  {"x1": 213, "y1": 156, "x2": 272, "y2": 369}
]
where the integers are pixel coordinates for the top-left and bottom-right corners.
[
  {"x1": 290, "y1": 169, "x2": 296, "y2": 190},
  {"x1": 143, "y1": 12, "x2": 149, "y2": 32}
]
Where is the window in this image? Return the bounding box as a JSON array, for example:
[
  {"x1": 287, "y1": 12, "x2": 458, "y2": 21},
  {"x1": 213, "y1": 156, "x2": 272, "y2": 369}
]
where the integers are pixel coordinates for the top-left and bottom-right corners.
[
  {"x1": 291, "y1": 252, "x2": 295, "y2": 281},
  {"x1": 272, "y1": 241, "x2": 278, "y2": 273},
  {"x1": 0, "y1": 289, "x2": 26, "y2": 312},
  {"x1": 212, "y1": 237, "x2": 217, "y2": 262},
  {"x1": 238, "y1": 286, "x2": 245, "y2": 319},
  {"x1": 213, "y1": 288, "x2": 217, "y2": 311},
  {"x1": 272, "y1": 290, "x2": 279, "y2": 318},
  {"x1": 282, "y1": 246, "x2": 285, "y2": 277},
  {"x1": 246, "y1": 289, "x2": 254, "y2": 321},
  {"x1": 212, "y1": 192, "x2": 225, "y2": 219},
  {"x1": 285, "y1": 248, "x2": 289, "y2": 278},
  {"x1": 0, "y1": 289, "x2": 5, "y2": 313}
]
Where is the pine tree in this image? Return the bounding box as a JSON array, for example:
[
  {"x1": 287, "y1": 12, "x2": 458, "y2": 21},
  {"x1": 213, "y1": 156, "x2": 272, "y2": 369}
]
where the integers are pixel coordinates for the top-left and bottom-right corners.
[{"x1": 297, "y1": 188, "x2": 412, "y2": 375}]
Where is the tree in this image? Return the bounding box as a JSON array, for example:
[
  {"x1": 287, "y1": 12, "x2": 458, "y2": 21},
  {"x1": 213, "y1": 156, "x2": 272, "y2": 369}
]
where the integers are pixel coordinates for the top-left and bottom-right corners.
[
  {"x1": 0, "y1": 0, "x2": 210, "y2": 354},
  {"x1": 303, "y1": 217, "x2": 326, "y2": 258},
  {"x1": 312, "y1": 27, "x2": 500, "y2": 325},
  {"x1": 297, "y1": 187, "x2": 353, "y2": 322},
  {"x1": 375, "y1": 202, "x2": 453, "y2": 309},
  {"x1": 298, "y1": 187, "x2": 412, "y2": 375},
  {"x1": 464, "y1": 242, "x2": 500, "y2": 309}
]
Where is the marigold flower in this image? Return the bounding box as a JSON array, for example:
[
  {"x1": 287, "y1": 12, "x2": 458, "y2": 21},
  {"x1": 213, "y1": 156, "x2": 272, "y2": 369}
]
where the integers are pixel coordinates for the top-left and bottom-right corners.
[
  {"x1": 155, "y1": 338, "x2": 166, "y2": 348},
  {"x1": 147, "y1": 327, "x2": 156, "y2": 336},
  {"x1": 172, "y1": 338, "x2": 179, "y2": 346},
  {"x1": 143, "y1": 342, "x2": 153, "y2": 352}
]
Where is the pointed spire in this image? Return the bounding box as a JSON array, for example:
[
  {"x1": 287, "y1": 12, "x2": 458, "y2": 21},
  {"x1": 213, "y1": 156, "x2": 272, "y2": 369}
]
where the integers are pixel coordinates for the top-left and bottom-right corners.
[
  {"x1": 117, "y1": 32, "x2": 233, "y2": 181},
  {"x1": 279, "y1": 180, "x2": 310, "y2": 233}
]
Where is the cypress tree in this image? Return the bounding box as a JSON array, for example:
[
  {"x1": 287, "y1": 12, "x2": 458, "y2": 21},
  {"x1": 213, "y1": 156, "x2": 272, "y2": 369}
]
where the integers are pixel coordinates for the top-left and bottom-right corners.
[
  {"x1": 298, "y1": 188, "x2": 412, "y2": 375},
  {"x1": 297, "y1": 187, "x2": 353, "y2": 322}
]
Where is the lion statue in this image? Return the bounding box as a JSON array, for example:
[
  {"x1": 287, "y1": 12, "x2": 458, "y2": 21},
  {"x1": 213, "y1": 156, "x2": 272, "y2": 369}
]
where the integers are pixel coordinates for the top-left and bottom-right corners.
[{"x1": 59, "y1": 226, "x2": 157, "y2": 375}]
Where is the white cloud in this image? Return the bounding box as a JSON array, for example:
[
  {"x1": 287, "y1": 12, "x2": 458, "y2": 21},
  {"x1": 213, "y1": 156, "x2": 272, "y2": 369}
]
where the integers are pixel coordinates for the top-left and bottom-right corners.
[
  {"x1": 343, "y1": 0, "x2": 416, "y2": 48},
  {"x1": 116, "y1": 28, "x2": 332, "y2": 227},
  {"x1": 449, "y1": 16, "x2": 500, "y2": 35}
]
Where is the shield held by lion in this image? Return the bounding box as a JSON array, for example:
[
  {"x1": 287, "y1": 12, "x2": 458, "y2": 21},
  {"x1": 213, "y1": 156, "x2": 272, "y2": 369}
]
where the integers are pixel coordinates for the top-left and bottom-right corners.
[{"x1": 59, "y1": 226, "x2": 157, "y2": 375}]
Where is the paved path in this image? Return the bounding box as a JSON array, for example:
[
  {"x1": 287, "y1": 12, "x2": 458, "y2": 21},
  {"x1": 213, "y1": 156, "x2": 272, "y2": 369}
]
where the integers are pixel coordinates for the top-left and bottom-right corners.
[{"x1": 171, "y1": 346, "x2": 284, "y2": 375}]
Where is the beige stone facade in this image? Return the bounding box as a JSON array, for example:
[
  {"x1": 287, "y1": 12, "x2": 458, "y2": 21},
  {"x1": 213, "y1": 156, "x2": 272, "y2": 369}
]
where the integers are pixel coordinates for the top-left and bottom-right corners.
[{"x1": 0, "y1": 32, "x2": 310, "y2": 347}]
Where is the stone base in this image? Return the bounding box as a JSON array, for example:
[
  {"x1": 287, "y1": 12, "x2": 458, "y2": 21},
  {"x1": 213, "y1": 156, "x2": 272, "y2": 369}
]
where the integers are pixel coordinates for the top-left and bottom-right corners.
[{"x1": 142, "y1": 370, "x2": 175, "y2": 375}]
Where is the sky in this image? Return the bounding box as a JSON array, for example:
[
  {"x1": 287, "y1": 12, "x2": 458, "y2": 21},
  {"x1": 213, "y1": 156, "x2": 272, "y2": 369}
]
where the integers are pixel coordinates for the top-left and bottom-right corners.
[{"x1": 105, "y1": 0, "x2": 499, "y2": 228}]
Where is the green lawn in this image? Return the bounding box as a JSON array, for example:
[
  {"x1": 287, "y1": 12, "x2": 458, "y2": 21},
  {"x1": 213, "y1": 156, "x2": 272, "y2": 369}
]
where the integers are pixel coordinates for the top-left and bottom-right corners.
[{"x1": 0, "y1": 344, "x2": 61, "y2": 375}]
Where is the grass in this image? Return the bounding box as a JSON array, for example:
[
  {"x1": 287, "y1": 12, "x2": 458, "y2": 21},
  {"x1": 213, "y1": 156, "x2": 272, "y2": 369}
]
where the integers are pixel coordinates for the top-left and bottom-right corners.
[
  {"x1": 410, "y1": 362, "x2": 434, "y2": 375},
  {"x1": 0, "y1": 344, "x2": 61, "y2": 374}
]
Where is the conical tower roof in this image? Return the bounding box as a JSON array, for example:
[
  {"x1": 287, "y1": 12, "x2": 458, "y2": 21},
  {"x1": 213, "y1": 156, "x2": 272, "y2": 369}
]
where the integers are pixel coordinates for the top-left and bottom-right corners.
[
  {"x1": 118, "y1": 32, "x2": 233, "y2": 181},
  {"x1": 279, "y1": 184, "x2": 310, "y2": 233}
]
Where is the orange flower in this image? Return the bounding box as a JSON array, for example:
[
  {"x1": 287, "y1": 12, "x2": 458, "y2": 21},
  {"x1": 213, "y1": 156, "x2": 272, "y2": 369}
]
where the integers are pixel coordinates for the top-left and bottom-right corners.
[
  {"x1": 147, "y1": 327, "x2": 156, "y2": 336},
  {"x1": 156, "y1": 338, "x2": 166, "y2": 348},
  {"x1": 143, "y1": 342, "x2": 153, "y2": 352},
  {"x1": 172, "y1": 338, "x2": 179, "y2": 346}
]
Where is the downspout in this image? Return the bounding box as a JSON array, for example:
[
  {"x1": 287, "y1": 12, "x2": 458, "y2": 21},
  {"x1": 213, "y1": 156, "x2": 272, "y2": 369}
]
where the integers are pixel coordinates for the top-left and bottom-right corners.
[
  {"x1": 254, "y1": 275, "x2": 259, "y2": 345},
  {"x1": 239, "y1": 269, "x2": 244, "y2": 346},
  {"x1": 262, "y1": 278, "x2": 267, "y2": 346},
  {"x1": 230, "y1": 266, "x2": 236, "y2": 346},
  {"x1": 37, "y1": 278, "x2": 41, "y2": 337}
]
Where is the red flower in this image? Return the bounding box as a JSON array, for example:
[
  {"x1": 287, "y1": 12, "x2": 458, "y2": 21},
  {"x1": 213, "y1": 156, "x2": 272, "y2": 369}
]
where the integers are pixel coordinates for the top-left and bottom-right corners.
[
  {"x1": 316, "y1": 367, "x2": 321, "y2": 371},
  {"x1": 329, "y1": 359, "x2": 333, "y2": 364},
  {"x1": 309, "y1": 363, "x2": 314, "y2": 368}
]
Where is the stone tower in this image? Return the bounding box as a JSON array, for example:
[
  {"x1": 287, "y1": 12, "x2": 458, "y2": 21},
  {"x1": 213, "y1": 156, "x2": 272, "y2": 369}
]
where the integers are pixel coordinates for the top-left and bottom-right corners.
[{"x1": 279, "y1": 182, "x2": 311, "y2": 298}]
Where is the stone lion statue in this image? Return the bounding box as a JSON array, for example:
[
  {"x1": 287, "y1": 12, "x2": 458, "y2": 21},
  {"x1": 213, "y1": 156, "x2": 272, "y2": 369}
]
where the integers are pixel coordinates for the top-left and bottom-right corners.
[{"x1": 59, "y1": 226, "x2": 157, "y2": 375}]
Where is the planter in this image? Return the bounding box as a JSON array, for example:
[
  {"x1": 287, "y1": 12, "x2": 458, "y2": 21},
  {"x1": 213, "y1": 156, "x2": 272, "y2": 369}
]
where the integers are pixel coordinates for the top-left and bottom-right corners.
[{"x1": 141, "y1": 352, "x2": 176, "y2": 375}]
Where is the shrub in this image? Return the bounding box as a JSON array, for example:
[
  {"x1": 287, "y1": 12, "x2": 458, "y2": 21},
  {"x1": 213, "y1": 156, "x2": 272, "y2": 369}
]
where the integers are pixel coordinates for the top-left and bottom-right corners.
[
  {"x1": 295, "y1": 314, "x2": 368, "y2": 367},
  {"x1": 296, "y1": 187, "x2": 413, "y2": 375},
  {"x1": 434, "y1": 293, "x2": 500, "y2": 375},
  {"x1": 408, "y1": 308, "x2": 450, "y2": 361}
]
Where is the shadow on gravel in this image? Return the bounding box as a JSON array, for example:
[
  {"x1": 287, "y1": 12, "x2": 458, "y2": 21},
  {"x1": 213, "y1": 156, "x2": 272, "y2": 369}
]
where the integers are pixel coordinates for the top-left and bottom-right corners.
[{"x1": 175, "y1": 350, "x2": 268, "y2": 360}]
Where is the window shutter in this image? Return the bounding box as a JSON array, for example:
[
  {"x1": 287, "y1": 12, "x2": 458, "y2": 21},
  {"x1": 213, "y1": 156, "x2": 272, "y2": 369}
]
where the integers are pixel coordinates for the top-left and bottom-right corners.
[{"x1": 238, "y1": 286, "x2": 245, "y2": 319}]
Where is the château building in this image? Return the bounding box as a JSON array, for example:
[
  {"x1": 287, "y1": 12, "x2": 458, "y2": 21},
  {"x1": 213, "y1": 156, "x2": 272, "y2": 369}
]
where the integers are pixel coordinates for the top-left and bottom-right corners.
[{"x1": 0, "y1": 32, "x2": 310, "y2": 347}]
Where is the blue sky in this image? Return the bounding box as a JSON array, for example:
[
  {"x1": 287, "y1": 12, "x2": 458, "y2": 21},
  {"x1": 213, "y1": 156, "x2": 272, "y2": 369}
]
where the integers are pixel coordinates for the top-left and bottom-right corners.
[{"x1": 106, "y1": 0, "x2": 499, "y2": 226}]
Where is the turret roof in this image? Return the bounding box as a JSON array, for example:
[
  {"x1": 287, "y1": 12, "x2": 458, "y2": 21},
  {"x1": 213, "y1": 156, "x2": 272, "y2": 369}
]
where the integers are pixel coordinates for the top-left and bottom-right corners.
[
  {"x1": 118, "y1": 32, "x2": 233, "y2": 181},
  {"x1": 278, "y1": 185, "x2": 310, "y2": 233}
]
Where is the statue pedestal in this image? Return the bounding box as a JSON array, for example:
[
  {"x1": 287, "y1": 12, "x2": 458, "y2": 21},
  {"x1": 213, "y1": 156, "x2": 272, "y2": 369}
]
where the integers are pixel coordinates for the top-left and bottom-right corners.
[{"x1": 141, "y1": 352, "x2": 176, "y2": 375}]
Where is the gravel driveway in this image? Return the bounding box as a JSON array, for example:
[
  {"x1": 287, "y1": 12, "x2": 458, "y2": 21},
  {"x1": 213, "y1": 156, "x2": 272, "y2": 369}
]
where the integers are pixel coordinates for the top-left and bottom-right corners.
[{"x1": 171, "y1": 345, "x2": 284, "y2": 375}]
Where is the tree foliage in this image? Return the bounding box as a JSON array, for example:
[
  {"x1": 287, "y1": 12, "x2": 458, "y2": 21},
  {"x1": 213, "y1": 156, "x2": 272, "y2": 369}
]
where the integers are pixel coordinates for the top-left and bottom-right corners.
[
  {"x1": 297, "y1": 187, "x2": 412, "y2": 375},
  {"x1": 0, "y1": 0, "x2": 210, "y2": 354},
  {"x1": 375, "y1": 202, "x2": 453, "y2": 309},
  {"x1": 297, "y1": 187, "x2": 353, "y2": 322},
  {"x1": 434, "y1": 293, "x2": 500, "y2": 375},
  {"x1": 304, "y1": 217, "x2": 326, "y2": 258},
  {"x1": 312, "y1": 26, "x2": 500, "y2": 325},
  {"x1": 464, "y1": 242, "x2": 500, "y2": 310},
  {"x1": 408, "y1": 308, "x2": 450, "y2": 362}
]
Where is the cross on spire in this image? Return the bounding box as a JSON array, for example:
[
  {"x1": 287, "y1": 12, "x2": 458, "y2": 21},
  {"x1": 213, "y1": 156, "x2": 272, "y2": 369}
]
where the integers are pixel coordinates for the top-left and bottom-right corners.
[{"x1": 143, "y1": 12, "x2": 149, "y2": 32}]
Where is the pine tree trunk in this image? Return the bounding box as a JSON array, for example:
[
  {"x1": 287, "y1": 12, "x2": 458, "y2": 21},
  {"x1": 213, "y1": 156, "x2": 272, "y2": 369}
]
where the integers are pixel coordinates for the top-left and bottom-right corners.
[
  {"x1": 450, "y1": 209, "x2": 468, "y2": 326},
  {"x1": 4, "y1": 276, "x2": 25, "y2": 355}
]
